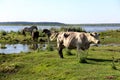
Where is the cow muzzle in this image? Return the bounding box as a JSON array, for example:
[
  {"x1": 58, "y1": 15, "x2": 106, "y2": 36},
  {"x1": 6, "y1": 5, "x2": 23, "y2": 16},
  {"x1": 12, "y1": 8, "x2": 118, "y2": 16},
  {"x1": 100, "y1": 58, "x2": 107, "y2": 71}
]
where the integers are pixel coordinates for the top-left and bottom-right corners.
[{"x1": 97, "y1": 40, "x2": 100, "y2": 44}]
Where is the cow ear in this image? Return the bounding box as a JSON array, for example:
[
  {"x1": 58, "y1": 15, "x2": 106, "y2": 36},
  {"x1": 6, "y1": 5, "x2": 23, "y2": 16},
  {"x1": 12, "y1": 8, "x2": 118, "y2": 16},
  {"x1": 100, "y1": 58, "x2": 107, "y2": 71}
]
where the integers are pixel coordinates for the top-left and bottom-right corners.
[
  {"x1": 90, "y1": 33, "x2": 94, "y2": 36},
  {"x1": 64, "y1": 33, "x2": 69, "y2": 38}
]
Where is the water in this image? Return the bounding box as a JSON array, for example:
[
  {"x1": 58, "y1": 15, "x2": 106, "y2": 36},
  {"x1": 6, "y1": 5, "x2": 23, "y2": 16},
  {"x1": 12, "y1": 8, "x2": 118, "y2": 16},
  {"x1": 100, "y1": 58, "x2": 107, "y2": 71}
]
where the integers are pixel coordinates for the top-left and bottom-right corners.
[
  {"x1": 0, "y1": 26, "x2": 61, "y2": 32},
  {"x1": 0, "y1": 44, "x2": 30, "y2": 54},
  {"x1": 0, "y1": 43, "x2": 47, "y2": 54},
  {"x1": 81, "y1": 26, "x2": 120, "y2": 32},
  {"x1": 0, "y1": 26, "x2": 26, "y2": 32},
  {"x1": 0, "y1": 25, "x2": 120, "y2": 32}
]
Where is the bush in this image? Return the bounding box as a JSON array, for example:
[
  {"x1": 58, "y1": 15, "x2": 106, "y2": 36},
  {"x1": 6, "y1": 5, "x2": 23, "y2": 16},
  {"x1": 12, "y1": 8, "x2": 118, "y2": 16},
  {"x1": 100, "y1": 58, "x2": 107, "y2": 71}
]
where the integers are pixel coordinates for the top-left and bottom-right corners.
[
  {"x1": 0, "y1": 44, "x2": 7, "y2": 49},
  {"x1": 46, "y1": 44, "x2": 54, "y2": 51},
  {"x1": 59, "y1": 26, "x2": 85, "y2": 32},
  {"x1": 0, "y1": 30, "x2": 7, "y2": 36},
  {"x1": 39, "y1": 31, "x2": 46, "y2": 37}
]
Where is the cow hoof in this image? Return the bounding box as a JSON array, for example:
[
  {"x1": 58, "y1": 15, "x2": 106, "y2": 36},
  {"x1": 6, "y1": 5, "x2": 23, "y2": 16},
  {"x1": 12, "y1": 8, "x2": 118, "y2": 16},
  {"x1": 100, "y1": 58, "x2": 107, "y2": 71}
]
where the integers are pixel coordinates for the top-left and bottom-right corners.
[{"x1": 60, "y1": 57, "x2": 64, "y2": 59}]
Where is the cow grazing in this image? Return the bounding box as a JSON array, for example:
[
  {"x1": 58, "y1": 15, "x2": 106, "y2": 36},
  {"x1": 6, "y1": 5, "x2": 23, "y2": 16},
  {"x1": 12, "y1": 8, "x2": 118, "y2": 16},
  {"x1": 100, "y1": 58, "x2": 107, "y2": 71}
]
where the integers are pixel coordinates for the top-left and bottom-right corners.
[
  {"x1": 31, "y1": 29, "x2": 39, "y2": 41},
  {"x1": 57, "y1": 32, "x2": 100, "y2": 58},
  {"x1": 42, "y1": 29, "x2": 51, "y2": 37},
  {"x1": 22, "y1": 25, "x2": 38, "y2": 36}
]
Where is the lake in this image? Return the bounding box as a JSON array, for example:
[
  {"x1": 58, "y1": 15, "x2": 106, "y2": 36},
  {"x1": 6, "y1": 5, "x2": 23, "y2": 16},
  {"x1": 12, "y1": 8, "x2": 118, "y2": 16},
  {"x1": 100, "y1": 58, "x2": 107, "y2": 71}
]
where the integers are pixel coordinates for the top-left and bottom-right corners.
[
  {"x1": 0, "y1": 25, "x2": 120, "y2": 32},
  {"x1": 0, "y1": 44, "x2": 30, "y2": 54},
  {"x1": 0, "y1": 25, "x2": 120, "y2": 54}
]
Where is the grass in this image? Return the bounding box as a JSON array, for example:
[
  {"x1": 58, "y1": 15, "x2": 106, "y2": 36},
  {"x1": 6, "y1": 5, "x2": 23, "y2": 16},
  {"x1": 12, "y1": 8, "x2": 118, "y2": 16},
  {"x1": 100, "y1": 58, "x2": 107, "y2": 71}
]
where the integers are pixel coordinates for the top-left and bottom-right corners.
[
  {"x1": 0, "y1": 46, "x2": 120, "y2": 80},
  {"x1": 0, "y1": 30, "x2": 47, "y2": 44},
  {"x1": 100, "y1": 30, "x2": 120, "y2": 44}
]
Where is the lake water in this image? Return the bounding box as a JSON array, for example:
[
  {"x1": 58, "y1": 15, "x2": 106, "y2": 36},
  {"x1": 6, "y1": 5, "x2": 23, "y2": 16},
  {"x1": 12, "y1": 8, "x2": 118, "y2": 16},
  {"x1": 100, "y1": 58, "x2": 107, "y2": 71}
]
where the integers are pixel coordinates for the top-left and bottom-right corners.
[
  {"x1": 0, "y1": 43, "x2": 48, "y2": 54},
  {"x1": 0, "y1": 25, "x2": 120, "y2": 54},
  {"x1": 81, "y1": 26, "x2": 120, "y2": 32},
  {"x1": 0, "y1": 25, "x2": 120, "y2": 32},
  {"x1": 0, "y1": 44, "x2": 30, "y2": 54},
  {"x1": 0, "y1": 26, "x2": 61, "y2": 32}
]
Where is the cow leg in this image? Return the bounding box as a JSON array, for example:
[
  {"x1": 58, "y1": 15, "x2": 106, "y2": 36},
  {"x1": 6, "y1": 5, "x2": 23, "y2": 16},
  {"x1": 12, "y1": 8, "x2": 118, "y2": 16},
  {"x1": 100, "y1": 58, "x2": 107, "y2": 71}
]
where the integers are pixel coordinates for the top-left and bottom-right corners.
[
  {"x1": 77, "y1": 46, "x2": 88, "y2": 63},
  {"x1": 77, "y1": 45, "x2": 81, "y2": 57},
  {"x1": 58, "y1": 48, "x2": 64, "y2": 58}
]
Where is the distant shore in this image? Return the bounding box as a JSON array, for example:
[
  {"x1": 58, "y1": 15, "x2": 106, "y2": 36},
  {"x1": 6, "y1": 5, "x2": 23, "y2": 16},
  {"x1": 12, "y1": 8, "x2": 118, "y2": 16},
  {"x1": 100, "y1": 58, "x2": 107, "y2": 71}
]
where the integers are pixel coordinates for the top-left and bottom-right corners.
[{"x1": 0, "y1": 22, "x2": 120, "y2": 26}]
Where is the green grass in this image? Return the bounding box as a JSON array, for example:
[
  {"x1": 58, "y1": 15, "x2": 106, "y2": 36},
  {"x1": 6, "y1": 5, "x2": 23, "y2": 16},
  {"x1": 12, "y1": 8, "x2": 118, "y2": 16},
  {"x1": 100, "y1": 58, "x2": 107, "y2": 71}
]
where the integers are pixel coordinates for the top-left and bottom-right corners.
[
  {"x1": 0, "y1": 30, "x2": 47, "y2": 44},
  {"x1": 100, "y1": 30, "x2": 120, "y2": 44},
  {"x1": 0, "y1": 46, "x2": 120, "y2": 80}
]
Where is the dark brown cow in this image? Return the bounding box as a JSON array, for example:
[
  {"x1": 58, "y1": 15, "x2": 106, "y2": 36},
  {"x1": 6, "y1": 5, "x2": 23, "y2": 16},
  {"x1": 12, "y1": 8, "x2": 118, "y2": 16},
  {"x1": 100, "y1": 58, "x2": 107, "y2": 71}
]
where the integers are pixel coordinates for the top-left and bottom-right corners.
[
  {"x1": 31, "y1": 29, "x2": 39, "y2": 41},
  {"x1": 22, "y1": 25, "x2": 38, "y2": 36}
]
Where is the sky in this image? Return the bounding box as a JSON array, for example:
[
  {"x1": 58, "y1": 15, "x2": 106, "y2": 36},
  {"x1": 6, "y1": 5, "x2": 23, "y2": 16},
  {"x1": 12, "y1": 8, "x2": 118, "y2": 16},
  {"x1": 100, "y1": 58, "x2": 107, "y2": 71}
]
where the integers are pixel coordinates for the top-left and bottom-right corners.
[{"x1": 0, "y1": 0, "x2": 120, "y2": 24}]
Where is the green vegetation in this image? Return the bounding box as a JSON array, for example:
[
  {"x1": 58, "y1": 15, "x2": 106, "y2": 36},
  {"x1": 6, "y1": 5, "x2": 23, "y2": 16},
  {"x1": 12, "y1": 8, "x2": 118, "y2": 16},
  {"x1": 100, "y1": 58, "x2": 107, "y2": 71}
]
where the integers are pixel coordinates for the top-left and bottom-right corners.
[
  {"x1": 60, "y1": 26, "x2": 86, "y2": 32},
  {"x1": 0, "y1": 22, "x2": 66, "y2": 26},
  {"x1": 100, "y1": 30, "x2": 120, "y2": 44},
  {"x1": 0, "y1": 46, "x2": 120, "y2": 80},
  {"x1": 46, "y1": 44, "x2": 54, "y2": 51},
  {"x1": 0, "y1": 44, "x2": 7, "y2": 49},
  {"x1": 0, "y1": 30, "x2": 47, "y2": 44}
]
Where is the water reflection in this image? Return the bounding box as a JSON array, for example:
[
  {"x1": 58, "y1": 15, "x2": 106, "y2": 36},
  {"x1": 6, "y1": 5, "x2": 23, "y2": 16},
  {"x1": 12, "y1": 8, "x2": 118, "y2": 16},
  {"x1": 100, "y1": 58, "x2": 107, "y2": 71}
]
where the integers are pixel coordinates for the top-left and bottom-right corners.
[
  {"x1": 29, "y1": 44, "x2": 39, "y2": 50},
  {"x1": 0, "y1": 44, "x2": 30, "y2": 54},
  {"x1": 0, "y1": 43, "x2": 55, "y2": 54}
]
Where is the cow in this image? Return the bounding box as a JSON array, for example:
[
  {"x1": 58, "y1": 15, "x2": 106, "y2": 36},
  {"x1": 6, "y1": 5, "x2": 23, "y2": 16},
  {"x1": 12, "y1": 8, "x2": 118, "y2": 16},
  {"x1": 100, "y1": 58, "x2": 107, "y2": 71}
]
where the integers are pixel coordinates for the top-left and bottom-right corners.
[
  {"x1": 42, "y1": 29, "x2": 51, "y2": 37},
  {"x1": 57, "y1": 32, "x2": 100, "y2": 58},
  {"x1": 22, "y1": 25, "x2": 38, "y2": 36},
  {"x1": 31, "y1": 29, "x2": 39, "y2": 41}
]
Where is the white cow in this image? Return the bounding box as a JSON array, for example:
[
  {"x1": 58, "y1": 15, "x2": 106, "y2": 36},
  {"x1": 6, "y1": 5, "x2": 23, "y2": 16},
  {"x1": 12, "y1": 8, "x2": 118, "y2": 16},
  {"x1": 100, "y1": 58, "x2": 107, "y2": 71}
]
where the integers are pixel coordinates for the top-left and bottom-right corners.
[{"x1": 57, "y1": 32, "x2": 100, "y2": 58}]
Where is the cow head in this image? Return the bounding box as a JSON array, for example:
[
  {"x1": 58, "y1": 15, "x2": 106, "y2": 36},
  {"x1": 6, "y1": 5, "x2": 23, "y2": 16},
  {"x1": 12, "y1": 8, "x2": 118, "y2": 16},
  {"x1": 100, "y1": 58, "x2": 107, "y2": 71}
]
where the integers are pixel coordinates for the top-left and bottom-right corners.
[
  {"x1": 42, "y1": 29, "x2": 51, "y2": 37},
  {"x1": 50, "y1": 32, "x2": 59, "y2": 41},
  {"x1": 89, "y1": 32, "x2": 100, "y2": 44}
]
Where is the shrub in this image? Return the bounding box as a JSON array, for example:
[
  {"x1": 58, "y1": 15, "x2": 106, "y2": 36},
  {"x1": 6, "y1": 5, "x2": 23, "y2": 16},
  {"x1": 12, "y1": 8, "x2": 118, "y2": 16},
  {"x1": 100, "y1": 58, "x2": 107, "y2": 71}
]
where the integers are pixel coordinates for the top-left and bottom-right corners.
[
  {"x1": 46, "y1": 44, "x2": 54, "y2": 51},
  {"x1": 0, "y1": 44, "x2": 7, "y2": 49},
  {"x1": 39, "y1": 31, "x2": 46, "y2": 37},
  {"x1": 59, "y1": 26, "x2": 85, "y2": 32},
  {"x1": 0, "y1": 30, "x2": 7, "y2": 36}
]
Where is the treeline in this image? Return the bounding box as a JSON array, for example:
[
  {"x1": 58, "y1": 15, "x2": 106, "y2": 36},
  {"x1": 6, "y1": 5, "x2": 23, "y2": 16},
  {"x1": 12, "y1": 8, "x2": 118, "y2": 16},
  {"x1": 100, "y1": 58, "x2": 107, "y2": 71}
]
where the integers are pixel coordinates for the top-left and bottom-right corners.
[
  {"x1": 0, "y1": 22, "x2": 66, "y2": 26},
  {"x1": 67, "y1": 23, "x2": 120, "y2": 26},
  {"x1": 0, "y1": 22, "x2": 120, "y2": 26}
]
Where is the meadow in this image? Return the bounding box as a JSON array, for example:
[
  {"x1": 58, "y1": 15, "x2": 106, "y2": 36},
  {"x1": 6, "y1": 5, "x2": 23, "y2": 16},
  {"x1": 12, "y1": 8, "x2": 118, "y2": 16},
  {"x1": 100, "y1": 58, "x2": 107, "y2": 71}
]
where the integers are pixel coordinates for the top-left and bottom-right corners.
[
  {"x1": 0, "y1": 46, "x2": 120, "y2": 80},
  {"x1": 0, "y1": 29, "x2": 120, "y2": 80}
]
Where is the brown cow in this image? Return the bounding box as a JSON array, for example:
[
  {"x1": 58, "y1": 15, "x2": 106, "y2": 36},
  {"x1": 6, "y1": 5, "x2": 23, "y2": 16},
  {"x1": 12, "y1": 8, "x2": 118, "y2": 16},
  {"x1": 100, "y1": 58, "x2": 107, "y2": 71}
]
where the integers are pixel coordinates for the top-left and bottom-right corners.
[
  {"x1": 31, "y1": 29, "x2": 39, "y2": 41},
  {"x1": 57, "y1": 32, "x2": 100, "y2": 58}
]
